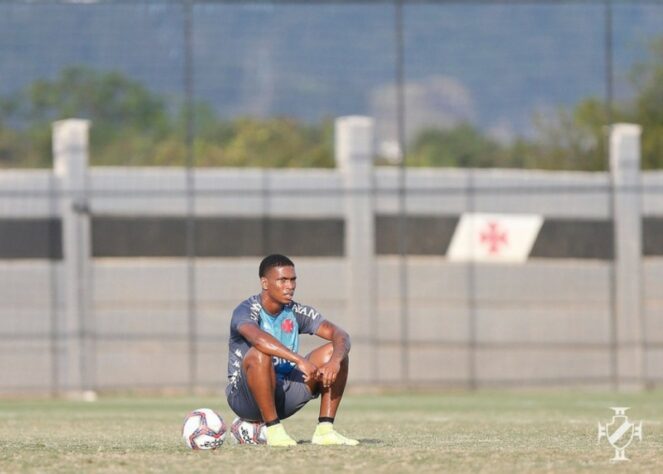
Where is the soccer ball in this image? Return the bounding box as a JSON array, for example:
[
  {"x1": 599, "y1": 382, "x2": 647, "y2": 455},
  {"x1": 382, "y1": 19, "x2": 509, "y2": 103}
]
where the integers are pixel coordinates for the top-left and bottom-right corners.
[
  {"x1": 182, "y1": 408, "x2": 227, "y2": 450},
  {"x1": 230, "y1": 417, "x2": 267, "y2": 445}
]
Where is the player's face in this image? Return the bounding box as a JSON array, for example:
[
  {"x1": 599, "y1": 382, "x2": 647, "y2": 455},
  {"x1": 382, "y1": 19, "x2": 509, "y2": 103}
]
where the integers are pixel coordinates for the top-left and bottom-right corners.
[{"x1": 261, "y1": 265, "x2": 297, "y2": 307}]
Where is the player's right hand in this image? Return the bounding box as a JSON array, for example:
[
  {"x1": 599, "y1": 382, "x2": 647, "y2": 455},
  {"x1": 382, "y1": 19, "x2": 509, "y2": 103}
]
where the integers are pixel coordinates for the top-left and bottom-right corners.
[{"x1": 296, "y1": 357, "x2": 318, "y2": 382}]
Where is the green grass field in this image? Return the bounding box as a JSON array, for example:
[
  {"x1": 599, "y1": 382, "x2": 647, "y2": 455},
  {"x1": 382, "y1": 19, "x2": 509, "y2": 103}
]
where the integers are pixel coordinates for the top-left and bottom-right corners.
[{"x1": 0, "y1": 390, "x2": 661, "y2": 473}]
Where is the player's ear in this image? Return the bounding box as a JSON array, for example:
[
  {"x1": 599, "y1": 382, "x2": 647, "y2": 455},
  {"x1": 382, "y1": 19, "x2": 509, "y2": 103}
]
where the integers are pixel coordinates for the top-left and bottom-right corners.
[{"x1": 260, "y1": 276, "x2": 268, "y2": 290}]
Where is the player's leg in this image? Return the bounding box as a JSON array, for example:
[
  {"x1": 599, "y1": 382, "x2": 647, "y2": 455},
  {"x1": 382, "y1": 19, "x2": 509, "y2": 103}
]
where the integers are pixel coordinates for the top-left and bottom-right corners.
[
  {"x1": 242, "y1": 347, "x2": 296, "y2": 446},
  {"x1": 305, "y1": 343, "x2": 359, "y2": 446},
  {"x1": 242, "y1": 347, "x2": 277, "y2": 421},
  {"x1": 304, "y1": 343, "x2": 348, "y2": 418}
]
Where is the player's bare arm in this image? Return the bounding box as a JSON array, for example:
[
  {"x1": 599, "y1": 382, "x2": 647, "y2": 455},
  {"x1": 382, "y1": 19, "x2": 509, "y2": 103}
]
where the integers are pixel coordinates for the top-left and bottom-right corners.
[
  {"x1": 237, "y1": 322, "x2": 318, "y2": 381},
  {"x1": 314, "y1": 320, "x2": 351, "y2": 387}
]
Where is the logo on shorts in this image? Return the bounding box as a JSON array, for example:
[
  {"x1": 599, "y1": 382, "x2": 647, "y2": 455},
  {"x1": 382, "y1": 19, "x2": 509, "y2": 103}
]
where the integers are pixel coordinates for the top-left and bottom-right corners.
[{"x1": 598, "y1": 407, "x2": 642, "y2": 461}]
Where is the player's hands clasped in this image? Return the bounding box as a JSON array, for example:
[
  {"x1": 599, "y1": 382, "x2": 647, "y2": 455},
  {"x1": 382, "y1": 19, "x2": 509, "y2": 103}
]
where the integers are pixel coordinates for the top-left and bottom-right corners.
[
  {"x1": 296, "y1": 357, "x2": 318, "y2": 382},
  {"x1": 316, "y1": 360, "x2": 341, "y2": 389}
]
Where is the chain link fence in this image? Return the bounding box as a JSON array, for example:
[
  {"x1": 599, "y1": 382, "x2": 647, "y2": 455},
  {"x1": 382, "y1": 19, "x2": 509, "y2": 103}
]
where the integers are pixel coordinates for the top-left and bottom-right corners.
[{"x1": 0, "y1": 0, "x2": 662, "y2": 394}]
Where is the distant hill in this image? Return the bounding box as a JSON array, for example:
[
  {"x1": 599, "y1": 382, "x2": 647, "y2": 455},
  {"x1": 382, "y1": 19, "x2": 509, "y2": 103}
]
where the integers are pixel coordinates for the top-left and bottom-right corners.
[{"x1": 1, "y1": 1, "x2": 662, "y2": 143}]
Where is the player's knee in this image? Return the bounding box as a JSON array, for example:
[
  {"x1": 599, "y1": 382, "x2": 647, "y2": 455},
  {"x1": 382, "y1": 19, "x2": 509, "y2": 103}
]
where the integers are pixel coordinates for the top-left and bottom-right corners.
[
  {"x1": 320, "y1": 342, "x2": 334, "y2": 363},
  {"x1": 321, "y1": 344, "x2": 350, "y2": 367},
  {"x1": 243, "y1": 347, "x2": 272, "y2": 371}
]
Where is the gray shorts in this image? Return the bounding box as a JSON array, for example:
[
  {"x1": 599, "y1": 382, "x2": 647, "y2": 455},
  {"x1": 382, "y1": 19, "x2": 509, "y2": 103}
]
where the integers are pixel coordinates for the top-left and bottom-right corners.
[{"x1": 225, "y1": 367, "x2": 318, "y2": 422}]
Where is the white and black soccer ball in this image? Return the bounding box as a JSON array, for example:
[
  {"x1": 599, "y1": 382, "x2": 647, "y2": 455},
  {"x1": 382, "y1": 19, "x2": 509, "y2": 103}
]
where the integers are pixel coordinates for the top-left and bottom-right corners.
[
  {"x1": 182, "y1": 408, "x2": 227, "y2": 450},
  {"x1": 230, "y1": 417, "x2": 267, "y2": 445}
]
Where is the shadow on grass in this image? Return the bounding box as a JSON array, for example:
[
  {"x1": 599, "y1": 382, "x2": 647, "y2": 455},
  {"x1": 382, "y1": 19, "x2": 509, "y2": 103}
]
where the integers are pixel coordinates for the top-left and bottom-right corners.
[{"x1": 296, "y1": 439, "x2": 383, "y2": 445}]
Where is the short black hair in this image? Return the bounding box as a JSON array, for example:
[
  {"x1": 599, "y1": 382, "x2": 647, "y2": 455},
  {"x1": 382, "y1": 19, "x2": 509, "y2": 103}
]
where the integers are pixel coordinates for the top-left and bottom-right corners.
[{"x1": 259, "y1": 254, "x2": 295, "y2": 277}]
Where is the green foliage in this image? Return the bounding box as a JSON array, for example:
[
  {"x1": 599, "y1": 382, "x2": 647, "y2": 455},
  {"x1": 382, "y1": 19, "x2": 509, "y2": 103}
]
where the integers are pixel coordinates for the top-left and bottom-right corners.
[
  {"x1": 525, "y1": 36, "x2": 663, "y2": 171},
  {"x1": 0, "y1": 66, "x2": 174, "y2": 167},
  {"x1": 213, "y1": 117, "x2": 334, "y2": 168},
  {"x1": 404, "y1": 36, "x2": 663, "y2": 170},
  {"x1": 1, "y1": 34, "x2": 662, "y2": 170},
  {"x1": 631, "y1": 38, "x2": 663, "y2": 169},
  {"x1": 0, "y1": 66, "x2": 334, "y2": 168},
  {"x1": 525, "y1": 99, "x2": 612, "y2": 171},
  {"x1": 406, "y1": 124, "x2": 510, "y2": 168}
]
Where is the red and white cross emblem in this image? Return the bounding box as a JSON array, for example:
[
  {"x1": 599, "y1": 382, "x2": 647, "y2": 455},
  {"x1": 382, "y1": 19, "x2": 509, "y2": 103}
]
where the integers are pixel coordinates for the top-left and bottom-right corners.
[{"x1": 479, "y1": 221, "x2": 508, "y2": 255}]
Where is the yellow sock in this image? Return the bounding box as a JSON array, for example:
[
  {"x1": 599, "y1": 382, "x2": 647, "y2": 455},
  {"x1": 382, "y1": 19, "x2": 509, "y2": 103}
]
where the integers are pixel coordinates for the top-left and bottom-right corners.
[
  {"x1": 265, "y1": 423, "x2": 297, "y2": 447},
  {"x1": 311, "y1": 422, "x2": 359, "y2": 446}
]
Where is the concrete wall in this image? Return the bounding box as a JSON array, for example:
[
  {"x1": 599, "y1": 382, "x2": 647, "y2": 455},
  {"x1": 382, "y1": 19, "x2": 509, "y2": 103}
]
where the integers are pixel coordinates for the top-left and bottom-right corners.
[{"x1": 0, "y1": 119, "x2": 660, "y2": 394}]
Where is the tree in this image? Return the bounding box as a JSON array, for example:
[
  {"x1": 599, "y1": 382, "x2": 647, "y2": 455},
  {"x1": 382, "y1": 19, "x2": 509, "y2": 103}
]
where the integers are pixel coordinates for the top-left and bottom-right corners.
[
  {"x1": 406, "y1": 124, "x2": 508, "y2": 168},
  {"x1": 1, "y1": 66, "x2": 175, "y2": 167},
  {"x1": 631, "y1": 38, "x2": 663, "y2": 169},
  {"x1": 3, "y1": 35, "x2": 662, "y2": 171},
  {"x1": 0, "y1": 66, "x2": 334, "y2": 168},
  {"x1": 526, "y1": 99, "x2": 613, "y2": 171},
  {"x1": 528, "y1": 37, "x2": 663, "y2": 171},
  {"x1": 220, "y1": 118, "x2": 333, "y2": 168}
]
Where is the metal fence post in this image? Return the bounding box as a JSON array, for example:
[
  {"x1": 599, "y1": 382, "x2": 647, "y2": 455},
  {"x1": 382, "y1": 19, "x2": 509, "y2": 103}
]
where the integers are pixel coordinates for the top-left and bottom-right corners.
[
  {"x1": 335, "y1": 116, "x2": 376, "y2": 379},
  {"x1": 609, "y1": 123, "x2": 644, "y2": 390},
  {"x1": 53, "y1": 119, "x2": 94, "y2": 396}
]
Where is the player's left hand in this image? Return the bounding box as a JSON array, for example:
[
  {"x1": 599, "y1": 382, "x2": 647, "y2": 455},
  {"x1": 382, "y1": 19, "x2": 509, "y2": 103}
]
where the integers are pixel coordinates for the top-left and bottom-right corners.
[{"x1": 316, "y1": 360, "x2": 341, "y2": 388}]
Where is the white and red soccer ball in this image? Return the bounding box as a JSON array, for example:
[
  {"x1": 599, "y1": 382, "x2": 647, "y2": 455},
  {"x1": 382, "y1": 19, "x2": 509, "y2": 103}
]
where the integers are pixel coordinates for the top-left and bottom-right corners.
[
  {"x1": 182, "y1": 408, "x2": 227, "y2": 450},
  {"x1": 230, "y1": 417, "x2": 267, "y2": 445}
]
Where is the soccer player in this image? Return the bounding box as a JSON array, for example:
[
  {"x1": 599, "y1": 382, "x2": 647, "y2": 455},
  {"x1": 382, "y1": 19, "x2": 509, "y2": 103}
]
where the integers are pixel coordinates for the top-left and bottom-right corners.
[{"x1": 226, "y1": 254, "x2": 359, "y2": 447}]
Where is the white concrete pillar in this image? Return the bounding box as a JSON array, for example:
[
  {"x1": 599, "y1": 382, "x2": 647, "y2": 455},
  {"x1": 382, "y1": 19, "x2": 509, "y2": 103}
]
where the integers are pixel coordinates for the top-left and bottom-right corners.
[
  {"x1": 610, "y1": 123, "x2": 644, "y2": 390},
  {"x1": 53, "y1": 119, "x2": 93, "y2": 394},
  {"x1": 335, "y1": 116, "x2": 375, "y2": 375}
]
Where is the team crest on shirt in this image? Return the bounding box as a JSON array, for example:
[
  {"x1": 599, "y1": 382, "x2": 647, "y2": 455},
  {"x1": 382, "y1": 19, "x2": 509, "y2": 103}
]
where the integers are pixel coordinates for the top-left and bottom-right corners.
[{"x1": 281, "y1": 319, "x2": 294, "y2": 333}]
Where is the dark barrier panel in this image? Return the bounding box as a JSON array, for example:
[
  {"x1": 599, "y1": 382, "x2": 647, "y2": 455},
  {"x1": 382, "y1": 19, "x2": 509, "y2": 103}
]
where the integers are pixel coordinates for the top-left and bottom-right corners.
[
  {"x1": 530, "y1": 219, "x2": 613, "y2": 260},
  {"x1": 0, "y1": 219, "x2": 62, "y2": 259},
  {"x1": 9, "y1": 215, "x2": 663, "y2": 260},
  {"x1": 92, "y1": 216, "x2": 344, "y2": 257},
  {"x1": 643, "y1": 217, "x2": 663, "y2": 256},
  {"x1": 376, "y1": 215, "x2": 458, "y2": 255}
]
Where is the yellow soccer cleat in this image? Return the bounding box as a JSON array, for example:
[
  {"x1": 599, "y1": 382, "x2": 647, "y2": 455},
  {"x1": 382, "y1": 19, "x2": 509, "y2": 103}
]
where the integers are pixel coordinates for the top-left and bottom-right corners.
[
  {"x1": 311, "y1": 422, "x2": 359, "y2": 446},
  {"x1": 265, "y1": 423, "x2": 297, "y2": 447}
]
